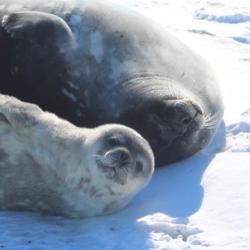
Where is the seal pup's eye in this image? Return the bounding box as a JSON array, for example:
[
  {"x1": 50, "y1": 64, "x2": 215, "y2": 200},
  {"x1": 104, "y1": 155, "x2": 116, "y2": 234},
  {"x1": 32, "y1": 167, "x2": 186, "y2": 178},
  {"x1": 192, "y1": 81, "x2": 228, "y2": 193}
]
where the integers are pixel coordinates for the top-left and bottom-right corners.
[{"x1": 107, "y1": 136, "x2": 122, "y2": 147}]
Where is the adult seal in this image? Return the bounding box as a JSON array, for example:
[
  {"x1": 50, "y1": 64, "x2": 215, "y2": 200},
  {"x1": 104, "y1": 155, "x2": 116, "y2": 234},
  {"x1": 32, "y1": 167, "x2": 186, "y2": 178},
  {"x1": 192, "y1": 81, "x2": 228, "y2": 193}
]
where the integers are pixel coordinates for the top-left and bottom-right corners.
[
  {"x1": 0, "y1": 0, "x2": 224, "y2": 166},
  {"x1": 0, "y1": 95, "x2": 154, "y2": 218}
]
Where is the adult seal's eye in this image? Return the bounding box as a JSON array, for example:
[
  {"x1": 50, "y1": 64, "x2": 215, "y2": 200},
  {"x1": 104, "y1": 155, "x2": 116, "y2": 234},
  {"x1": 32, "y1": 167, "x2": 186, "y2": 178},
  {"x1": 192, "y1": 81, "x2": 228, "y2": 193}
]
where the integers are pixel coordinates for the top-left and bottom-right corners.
[
  {"x1": 182, "y1": 117, "x2": 192, "y2": 125},
  {"x1": 107, "y1": 136, "x2": 121, "y2": 147}
]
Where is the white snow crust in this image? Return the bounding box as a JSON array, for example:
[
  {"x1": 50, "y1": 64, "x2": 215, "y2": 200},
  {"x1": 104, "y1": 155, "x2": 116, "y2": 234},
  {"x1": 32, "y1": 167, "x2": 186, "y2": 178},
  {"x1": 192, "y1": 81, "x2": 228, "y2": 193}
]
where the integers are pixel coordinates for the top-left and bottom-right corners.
[{"x1": 0, "y1": 0, "x2": 250, "y2": 249}]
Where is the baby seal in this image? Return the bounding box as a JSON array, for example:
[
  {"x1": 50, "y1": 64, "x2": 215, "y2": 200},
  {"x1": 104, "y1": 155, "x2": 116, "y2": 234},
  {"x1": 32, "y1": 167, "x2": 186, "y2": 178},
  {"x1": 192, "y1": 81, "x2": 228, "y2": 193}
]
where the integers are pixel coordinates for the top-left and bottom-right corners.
[{"x1": 0, "y1": 94, "x2": 154, "y2": 218}]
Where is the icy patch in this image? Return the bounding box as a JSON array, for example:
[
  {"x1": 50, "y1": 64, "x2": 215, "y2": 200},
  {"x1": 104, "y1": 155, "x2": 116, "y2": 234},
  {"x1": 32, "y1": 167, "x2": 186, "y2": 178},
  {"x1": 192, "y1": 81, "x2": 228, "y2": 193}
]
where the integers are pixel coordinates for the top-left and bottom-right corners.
[
  {"x1": 90, "y1": 32, "x2": 104, "y2": 63},
  {"x1": 194, "y1": 8, "x2": 250, "y2": 24},
  {"x1": 138, "y1": 213, "x2": 207, "y2": 249}
]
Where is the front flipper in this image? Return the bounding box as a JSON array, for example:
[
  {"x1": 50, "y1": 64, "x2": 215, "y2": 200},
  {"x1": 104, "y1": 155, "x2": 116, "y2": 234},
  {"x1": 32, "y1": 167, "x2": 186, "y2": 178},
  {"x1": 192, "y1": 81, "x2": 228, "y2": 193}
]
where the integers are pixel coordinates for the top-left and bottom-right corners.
[
  {"x1": 0, "y1": 112, "x2": 11, "y2": 126},
  {"x1": 0, "y1": 95, "x2": 43, "y2": 131},
  {"x1": 2, "y1": 11, "x2": 76, "y2": 49}
]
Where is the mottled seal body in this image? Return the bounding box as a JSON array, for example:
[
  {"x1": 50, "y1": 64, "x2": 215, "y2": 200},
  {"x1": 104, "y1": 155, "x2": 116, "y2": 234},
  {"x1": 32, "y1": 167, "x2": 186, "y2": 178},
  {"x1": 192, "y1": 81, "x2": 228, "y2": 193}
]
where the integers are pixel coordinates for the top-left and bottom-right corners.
[
  {"x1": 0, "y1": 95, "x2": 154, "y2": 218},
  {"x1": 0, "y1": 0, "x2": 224, "y2": 166}
]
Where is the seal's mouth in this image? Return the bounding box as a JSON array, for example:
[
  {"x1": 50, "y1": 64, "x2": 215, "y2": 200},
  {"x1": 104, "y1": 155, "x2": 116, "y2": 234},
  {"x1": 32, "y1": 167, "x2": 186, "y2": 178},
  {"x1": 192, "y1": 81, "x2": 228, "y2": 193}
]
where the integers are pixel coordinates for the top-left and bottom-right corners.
[
  {"x1": 144, "y1": 98, "x2": 209, "y2": 165},
  {"x1": 161, "y1": 98, "x2": 204, "y2": 133},
  {"x1": 144, "y1": 98, "x2": 204, "y2": 145}
]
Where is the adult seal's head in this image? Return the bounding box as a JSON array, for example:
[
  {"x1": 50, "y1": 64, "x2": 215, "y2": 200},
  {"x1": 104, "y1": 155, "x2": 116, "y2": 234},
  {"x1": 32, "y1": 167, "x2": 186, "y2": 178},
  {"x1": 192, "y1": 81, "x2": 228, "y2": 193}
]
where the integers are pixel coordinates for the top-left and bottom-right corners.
[
  {"x1": 0, "y1": 95, "x2": 154, "y2": 218},
  {"x1": 109, "y1": 75, "x2": 222, "y2": 166}
]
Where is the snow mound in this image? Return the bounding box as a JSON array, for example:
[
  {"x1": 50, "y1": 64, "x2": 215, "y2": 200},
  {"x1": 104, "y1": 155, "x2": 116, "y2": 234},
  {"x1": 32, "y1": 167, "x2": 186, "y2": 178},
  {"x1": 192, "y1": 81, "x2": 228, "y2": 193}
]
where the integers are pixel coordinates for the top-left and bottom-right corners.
[
  {"x1": 192, "y1": 153, "x2": 250, "y2": 249},
  {"x1": 231, "y1": 36, "x2": 250, "y2": 44},
  {"x1": 230, "y1": 25, "x2": 250, "y2": 44},
  {"x1": 226, "y1": 110, "x2": 250, "y2": 152},
  {"x1": 138, "y1": 213, "x2": 208, "y2": 249},
  {"x1": 187, "y1": 29, "x2": 215, "y2": 36},
  {"x1": 193, "y1": 8, "x2": 250, "y2": 24}
]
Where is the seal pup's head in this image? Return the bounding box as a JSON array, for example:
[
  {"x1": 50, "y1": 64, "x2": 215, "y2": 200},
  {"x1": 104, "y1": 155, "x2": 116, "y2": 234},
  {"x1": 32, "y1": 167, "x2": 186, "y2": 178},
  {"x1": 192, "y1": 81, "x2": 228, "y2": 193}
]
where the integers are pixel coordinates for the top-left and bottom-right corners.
[
  {"x1": 0, "y1": 95, "x2": 154, "y2": 218},
  {"x1": 82, "y1": 124, "x2": 154, "y2": 216}
]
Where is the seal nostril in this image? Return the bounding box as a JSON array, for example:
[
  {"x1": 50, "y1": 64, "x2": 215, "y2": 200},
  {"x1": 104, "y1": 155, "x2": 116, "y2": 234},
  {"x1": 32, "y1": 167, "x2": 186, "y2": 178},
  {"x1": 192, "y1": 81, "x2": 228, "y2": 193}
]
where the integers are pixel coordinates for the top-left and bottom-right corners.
[
  {"x1": 135, "y1": 161, "x2": 144, "y2": 172},
  {"x1": 182, "y1": 117, "x2": 192, "y2": 125}
]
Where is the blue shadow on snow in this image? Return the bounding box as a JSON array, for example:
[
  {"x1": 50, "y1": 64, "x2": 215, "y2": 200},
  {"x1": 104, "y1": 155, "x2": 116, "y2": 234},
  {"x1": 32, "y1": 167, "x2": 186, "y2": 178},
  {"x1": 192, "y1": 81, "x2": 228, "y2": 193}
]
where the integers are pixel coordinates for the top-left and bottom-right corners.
[{"x1": 127, "y1": 121, "x2": 226, "y2": 218}]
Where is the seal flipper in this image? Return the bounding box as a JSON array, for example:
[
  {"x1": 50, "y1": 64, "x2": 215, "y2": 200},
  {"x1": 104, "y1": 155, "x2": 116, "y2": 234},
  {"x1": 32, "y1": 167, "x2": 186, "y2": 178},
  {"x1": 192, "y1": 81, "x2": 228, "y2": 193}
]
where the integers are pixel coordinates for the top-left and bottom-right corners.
[
  {"x1": 0, "y1": 12, "x2": 82, "y2": 125},
  {"x1": 2, "y1": 11, "x2": 76, "y2": 49}
]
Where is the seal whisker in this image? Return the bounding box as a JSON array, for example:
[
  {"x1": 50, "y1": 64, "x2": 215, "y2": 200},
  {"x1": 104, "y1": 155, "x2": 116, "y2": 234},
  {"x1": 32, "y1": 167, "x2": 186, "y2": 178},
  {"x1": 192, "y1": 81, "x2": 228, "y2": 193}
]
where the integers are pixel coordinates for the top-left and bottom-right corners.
[{"x1": 203, "y1": 112, "x2": 221, "y2": 129}]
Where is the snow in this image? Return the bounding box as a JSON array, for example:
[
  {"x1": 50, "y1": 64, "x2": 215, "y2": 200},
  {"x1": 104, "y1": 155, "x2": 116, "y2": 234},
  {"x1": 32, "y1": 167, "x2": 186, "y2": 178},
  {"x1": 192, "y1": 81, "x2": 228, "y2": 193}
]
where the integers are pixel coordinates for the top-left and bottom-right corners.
[
  {"x1": 193, "y1": 8, "x2": 250, "y2": 24},
  {"x1": 1, "y1": 0, "x2": 250, "y2": 249}
]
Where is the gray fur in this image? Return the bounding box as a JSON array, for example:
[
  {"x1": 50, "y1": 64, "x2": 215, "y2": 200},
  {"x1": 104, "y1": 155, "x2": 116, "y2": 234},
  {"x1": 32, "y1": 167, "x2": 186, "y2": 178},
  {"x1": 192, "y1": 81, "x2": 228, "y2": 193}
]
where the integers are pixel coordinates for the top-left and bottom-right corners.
[
  {"x1": 0, "y1": 0, "x2": 224, "y2": 166},
  {"x1": 0, "y1": 95, "x2": 154, "y2": 218}
]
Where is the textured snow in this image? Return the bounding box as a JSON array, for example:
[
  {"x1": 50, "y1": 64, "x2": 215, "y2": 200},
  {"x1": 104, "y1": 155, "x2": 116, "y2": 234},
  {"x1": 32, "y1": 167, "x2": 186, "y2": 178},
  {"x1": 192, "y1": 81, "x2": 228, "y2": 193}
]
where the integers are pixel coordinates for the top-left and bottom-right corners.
[
  {"x1": 1, "y1": 0, "x2": 250, "y2": 249},
  {"x1": 193, "y1": 8, "x2": 250, "y2": 24}
]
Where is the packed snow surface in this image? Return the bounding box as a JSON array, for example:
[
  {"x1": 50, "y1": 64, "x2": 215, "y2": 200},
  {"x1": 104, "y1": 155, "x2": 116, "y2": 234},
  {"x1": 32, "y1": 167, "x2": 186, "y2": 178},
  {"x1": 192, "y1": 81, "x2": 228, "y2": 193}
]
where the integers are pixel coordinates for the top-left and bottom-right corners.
[{"x1": 0, "y1": 0, "x2": 250, "y2": 249}]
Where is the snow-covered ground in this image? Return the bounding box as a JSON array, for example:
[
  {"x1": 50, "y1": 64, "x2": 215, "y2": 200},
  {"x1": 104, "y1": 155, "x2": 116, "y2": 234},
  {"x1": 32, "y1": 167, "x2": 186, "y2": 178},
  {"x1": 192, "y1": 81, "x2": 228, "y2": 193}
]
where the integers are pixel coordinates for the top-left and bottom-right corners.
[{"x1": 1, "y1": 0, "x2": 250, "y2": 249}]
